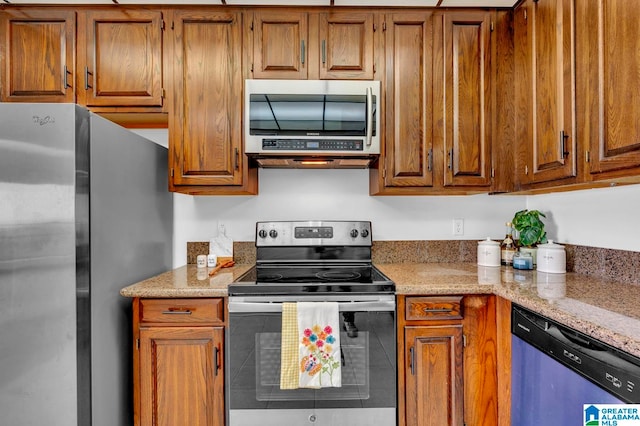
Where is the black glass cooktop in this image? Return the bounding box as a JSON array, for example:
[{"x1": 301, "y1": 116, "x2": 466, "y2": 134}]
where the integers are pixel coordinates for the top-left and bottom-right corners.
[{"x1": 228, "y1": 264, "x2": 395, "y2": 296}]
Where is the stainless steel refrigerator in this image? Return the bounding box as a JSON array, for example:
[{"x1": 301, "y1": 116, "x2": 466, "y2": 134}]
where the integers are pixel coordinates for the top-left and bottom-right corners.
[{"x1": 0, "y1": 104, "x2": 173, "y2": 426}]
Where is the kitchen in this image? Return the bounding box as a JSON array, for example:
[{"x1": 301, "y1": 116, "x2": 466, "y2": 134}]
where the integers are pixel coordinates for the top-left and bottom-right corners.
[{"x1": 2, "y1": 0, "x2": 640, "y2": 425}]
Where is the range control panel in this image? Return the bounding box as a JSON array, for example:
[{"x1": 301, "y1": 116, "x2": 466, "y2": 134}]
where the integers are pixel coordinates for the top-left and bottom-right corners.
[
  {"x1": 262, "y1": 139, "x2": 364, "y2": 151},
  {"x1": 256, "y1": 221, "x2": 372, "y2": 247}
]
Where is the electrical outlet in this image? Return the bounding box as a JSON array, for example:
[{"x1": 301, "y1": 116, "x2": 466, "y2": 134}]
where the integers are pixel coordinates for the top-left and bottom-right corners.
[{"x1": 453, "y1": 218, "x2": 464, "y2": 236}]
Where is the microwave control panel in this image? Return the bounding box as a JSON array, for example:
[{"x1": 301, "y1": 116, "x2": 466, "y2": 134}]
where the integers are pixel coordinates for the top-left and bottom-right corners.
[{"x1": 262, "y1": 139, "x2": 364, "y2": 151}]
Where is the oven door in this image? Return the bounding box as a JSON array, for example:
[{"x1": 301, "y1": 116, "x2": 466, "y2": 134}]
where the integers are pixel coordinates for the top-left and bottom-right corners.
[{"x1": 227, "y1": 294, "x2": 396, "y2": 426}]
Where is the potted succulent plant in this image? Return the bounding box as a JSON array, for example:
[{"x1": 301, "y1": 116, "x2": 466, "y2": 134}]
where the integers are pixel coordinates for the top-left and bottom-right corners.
[{"x1": 511, "y1": 209, "x2": 547, "y2": 264}]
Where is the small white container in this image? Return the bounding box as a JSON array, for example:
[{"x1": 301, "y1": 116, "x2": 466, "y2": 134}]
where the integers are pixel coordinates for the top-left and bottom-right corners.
[
  {"x1": 196, "y1": 254, "x2": 207, "y2": 268},
  {"x1": 207, "y1": 253, "x2": 218, "y2": 268},
  {"x1": 477, "y1": 238, "x2": 501, "y2": 267},
  {"x1": 536, "y1": 240, "x2": 566, "y2": 273}
]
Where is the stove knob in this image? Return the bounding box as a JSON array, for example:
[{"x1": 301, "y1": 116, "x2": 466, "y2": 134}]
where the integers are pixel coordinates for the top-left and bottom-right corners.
[
  {"x1": 269, "y1": 229, "x2": 278, "y2": 238},
  {"x1": 258, "y1": 229, "x2": 267, "y2": 239},
  {"x1": 350, "y1": 229, "x2": 359, "y2": 238},
  {"x1": 361, "y1": 229, "x2": 370, "y2": 238}
]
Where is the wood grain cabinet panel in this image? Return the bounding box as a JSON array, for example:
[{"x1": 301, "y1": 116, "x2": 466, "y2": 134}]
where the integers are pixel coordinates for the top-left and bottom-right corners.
[
  {"x1": 514, "y1": 0, "x2": 576, "y2": 185},
  {"x1": 250, "y1": 10, "x2": 376, "y2": 81},
  {"x1": 0, "y1": 9, "x2": 76, "y2": 103},
  {"x1": 168, "y1": 10, "x2": 257, "y2": 194},
  {"x1": 134, "y1": 298, "x2": 225, "y2": 426},
  {"x1": 319, "y1": 12, "x2": 375, "y2": 80},
  {"x1": 404, "y1": 325, "x2": 464, "y2": 426},
  {"x1": 440, "y1": 11, "x2": 493, "y2": 188},
  {"x1": 578, "y1": 0, "x2": 640, "y2": 177},
  {"x1": 139, "y1": 326, "x2": 224, "y2": 426},
  {"x1": 397, "y1": 295, "x2": 499, "y2": 426},
  {"x1": 375, "y1": 12, "x2": 434, "y2": 192},
  {"x1": 251, "y1": 11, "x2": 308, "y2": 79},
  {"x1": 78, "y1": 9, "x2": 163, "y2": 108}
]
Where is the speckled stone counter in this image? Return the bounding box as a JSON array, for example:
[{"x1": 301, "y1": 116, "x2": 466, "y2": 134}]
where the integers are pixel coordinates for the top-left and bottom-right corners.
[
  {"x1": 376, "y1": 263, "x2": 640, "y2": 358},
  {"x1": 120, "y1": 262, "x2": 640, "y2": 358},
  {"x1": 119, "y1": 264, "x2": 253, "y2": 298}
]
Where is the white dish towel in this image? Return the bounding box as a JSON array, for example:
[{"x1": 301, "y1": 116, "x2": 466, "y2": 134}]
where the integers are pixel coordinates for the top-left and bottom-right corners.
[{"x1": 297, "y1": 302, "x2": 342, "y2": 389}]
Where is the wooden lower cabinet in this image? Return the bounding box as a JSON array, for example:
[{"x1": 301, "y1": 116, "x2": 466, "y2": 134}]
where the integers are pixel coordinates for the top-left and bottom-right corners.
[
  {"x1": 134, "y1": 298, "x2": 225, "y2": 426},
  {"x1": 398, "y1": 295, "x2": 499, "y2": 426}
]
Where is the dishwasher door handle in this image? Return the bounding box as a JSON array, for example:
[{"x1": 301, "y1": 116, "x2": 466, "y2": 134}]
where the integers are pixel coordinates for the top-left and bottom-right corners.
[{"x1": 228, "y1": 300, "x2": 396, "y2": 313}]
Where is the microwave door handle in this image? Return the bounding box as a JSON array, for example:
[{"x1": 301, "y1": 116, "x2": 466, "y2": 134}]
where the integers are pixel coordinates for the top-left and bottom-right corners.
[{"x1": 366, "y1": 87, "x2": 373, "y2": 147}]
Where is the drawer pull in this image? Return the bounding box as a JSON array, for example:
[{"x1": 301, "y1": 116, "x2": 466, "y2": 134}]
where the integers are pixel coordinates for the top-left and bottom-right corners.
[
  {"x1": 423, "y1": 308, "x2": 453, "y2": 313},
  {"x1": 161, "y1": 309, "x2": 192, "y2": 315}
]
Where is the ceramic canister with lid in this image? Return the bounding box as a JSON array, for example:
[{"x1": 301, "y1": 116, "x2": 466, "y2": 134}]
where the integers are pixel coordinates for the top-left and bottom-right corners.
[
  {"x1": 477, "y1": 238, "x2": 501, "y2": 267},
  {"x1": 536, "y1": 240, "x2": 566, "y2": 273}
]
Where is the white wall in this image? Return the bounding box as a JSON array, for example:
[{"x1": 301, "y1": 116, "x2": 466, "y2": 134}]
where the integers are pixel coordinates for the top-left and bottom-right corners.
[
  {"x1": 132, "y1": 129, "x2": 640, "y2": 267},
  {"x1": 526, "y1": 184, "x2": 640, "y2": 252}
]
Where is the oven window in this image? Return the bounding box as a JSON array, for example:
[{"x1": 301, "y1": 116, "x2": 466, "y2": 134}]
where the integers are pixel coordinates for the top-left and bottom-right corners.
[{"x1": 227, "y1": 310, "x2": 395, "y2": 411}]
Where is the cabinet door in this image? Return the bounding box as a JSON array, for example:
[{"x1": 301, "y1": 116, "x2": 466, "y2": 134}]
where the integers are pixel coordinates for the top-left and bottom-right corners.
[
  {"x1": 380, "y1": 12, "x2": 434, "y2": 190},
  {"x1": 169, "y1": 10, "x2": 256, "y2": 194},
  {"x1": 0, "y1": 9, "x2": 75, "y2": 103},
  {"x1": 440, "y1": 12, "x2": 492, "y2": 188},
  {"x1": 579, "y1": 0, "x2": 640, "y2": 175},
  {"x1": 139, "y1": 326, "x2": 224, "y2": 426},
  {"x1": 78, "y1": 10, "x2": 163, "y2": 108},
  {"x1": 515, "y1": 0, "x2": 576, "y2": 185},
  {"x1": 405, "y1": 325, "x2": 464, "y2": 426},
  {"x1": 318, "y1": 12, "x2": 375, "y2": 80},
  {"x1": 252, "y1": 11, "x2": 307, "y2": 79}
]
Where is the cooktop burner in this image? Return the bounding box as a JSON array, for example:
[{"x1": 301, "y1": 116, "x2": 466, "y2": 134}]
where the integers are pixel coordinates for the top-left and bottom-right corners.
[
  {"x1": 229, "y1": 264, "x2": 394, "y2": 295},
  {"x1": 229, "y1": 220, "x2": 395, "y2": 296}
]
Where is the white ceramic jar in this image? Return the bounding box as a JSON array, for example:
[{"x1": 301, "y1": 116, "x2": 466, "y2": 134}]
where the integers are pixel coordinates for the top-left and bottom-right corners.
[
  {"x1": 477, "y1": 238, "x2": 501, "y2": 267},
  {"x1": 536, "y1": 240, "x2": 566, "y2": 273}
]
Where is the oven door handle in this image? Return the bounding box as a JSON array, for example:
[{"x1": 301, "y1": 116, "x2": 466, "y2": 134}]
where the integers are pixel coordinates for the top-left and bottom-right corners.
[{"x1": 228, "y1": 300, "x2": 395, "y2": 313}]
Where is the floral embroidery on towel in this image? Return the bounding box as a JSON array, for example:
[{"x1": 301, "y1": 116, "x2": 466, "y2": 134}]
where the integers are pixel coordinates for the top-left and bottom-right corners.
[{"x1": 300, "y1": 324, "x2": 340, "y2": 386}]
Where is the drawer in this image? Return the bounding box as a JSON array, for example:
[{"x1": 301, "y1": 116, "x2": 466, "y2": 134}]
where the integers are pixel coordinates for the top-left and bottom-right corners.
[
  {"x1": 140, "y1": 298, "x2": 224, "y2": 324},
  {"x1": 405, "y1": 296, "x2": 463, "y2": 321}
]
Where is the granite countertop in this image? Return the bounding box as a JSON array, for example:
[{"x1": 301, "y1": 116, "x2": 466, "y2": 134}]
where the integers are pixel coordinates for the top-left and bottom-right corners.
[
  {"x1": 376, "y1": 262, "x2": 640, "y2": 358},
  {"x1": 120, "y1": 262, "x2": 640, "y2": 358},
  {"x1": 119, "y1": 264, "x2": 253, "y2": 298}
]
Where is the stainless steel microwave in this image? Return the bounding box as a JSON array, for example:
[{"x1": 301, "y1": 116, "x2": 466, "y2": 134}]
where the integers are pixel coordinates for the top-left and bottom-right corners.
[{"x1": 244, "y1": 79, "x2": 380, "y2": 167}]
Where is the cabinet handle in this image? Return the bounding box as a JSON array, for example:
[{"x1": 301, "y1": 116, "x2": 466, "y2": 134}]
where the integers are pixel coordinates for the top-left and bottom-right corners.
[
  {"x1": 84, "y1": 67, "x2": 92, "y2": 90},
  {"x1": 560, "y1": 130, "x2": 570, "y2": 158},
  {"x1": 448, "y1": 149, "x2": 454, "y2": 170},
  {"x1": 63, "y1": 65, "x2": 71, "y2": 89},
  {"x1": 301, "y1": 40, "x2": 306, "y2": 66},
  {"x1": 427, "y1": 148, "x2": 433, "y2": 172},
  {"x1": 423, "y1": 307, "x2": 454, "y2": 313},
  {"x1": 321, "y1": 40, "x2": 326, "y2": 65},
  {"x1": 409, "y1": 346, "x2": 415, "y2": 375},
  {"x1": 214, "y1": 346, "x2": 220, "y2": 376},
  {"x1": 234, "y1": 148, "x2": 240, "y2": 171},
  {"x1": 161, "y1": 309, "x2": 192, "y2": 315}
]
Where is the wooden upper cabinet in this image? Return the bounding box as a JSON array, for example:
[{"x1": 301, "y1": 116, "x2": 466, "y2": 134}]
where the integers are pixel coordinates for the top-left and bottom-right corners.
[
  {"x1": 250, "y1": 10, "x2": 376, "y2": 80},
  {"x1": 374, "y1": 12, "x2": 434, "y2": 193},
  {"x1": 78, "y1": 9, "x2": 163, "y2": 108},
  {"x1": 251, "y1": 11, "x2": 308, "y2": 79},
  {"x1": 578, "y1": 0, "x2": 640, "y2": 177},
  {"x1": 0, "y1": 9, "x2": 76, "y2": 103},
  {"x1": 439, "y1": 11, "x2": 492, "y2": 188},
  {"x1": 168, "y1": 10, "x2": 256, "y2": 195},
  {"x1": 318, "y1": 12, "x2": 376, "y2": 80},
  {"x1": 514, "y1": 0, "x2": 576, "y2": 185}
]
